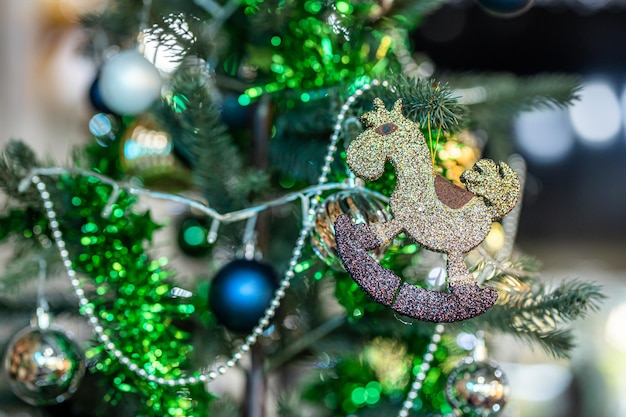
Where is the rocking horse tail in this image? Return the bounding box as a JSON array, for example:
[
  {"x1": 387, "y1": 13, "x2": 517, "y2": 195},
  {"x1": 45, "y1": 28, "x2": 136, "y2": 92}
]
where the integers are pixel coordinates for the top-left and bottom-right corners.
[
  {"x1": 334, "y1": 214, "x2": 401, "y2": 306},
  {"x1": 334, "y1": 214, "x2": 499, "y2": 323}
]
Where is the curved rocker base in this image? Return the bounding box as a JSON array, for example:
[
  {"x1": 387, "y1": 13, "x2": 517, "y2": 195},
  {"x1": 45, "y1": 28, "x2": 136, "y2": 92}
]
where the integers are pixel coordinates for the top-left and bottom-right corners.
[{"x1": 334, "y1": 214, "x2": 498, "y2": 323}]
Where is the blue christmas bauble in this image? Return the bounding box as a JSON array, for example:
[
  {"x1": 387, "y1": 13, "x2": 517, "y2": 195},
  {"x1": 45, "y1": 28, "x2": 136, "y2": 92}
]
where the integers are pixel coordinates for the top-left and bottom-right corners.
[
  {"x1": 89, "y1": 74, "x2": 113, "y2": 114},
  {"x1": 476, "y1": 0, "x2": 533, "y2": 17},
  {"x1": 209, "y1": 259, "x2": 279, "y2": 333},
  {"x1": 221, "y1": 93, "x2": 253, "y2": 128}
]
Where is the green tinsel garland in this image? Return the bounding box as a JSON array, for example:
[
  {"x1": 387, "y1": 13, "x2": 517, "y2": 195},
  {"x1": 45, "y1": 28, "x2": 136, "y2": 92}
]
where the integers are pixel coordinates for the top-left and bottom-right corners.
[{"x1": 52, "y1": 174, "x2": 213, "y2": 416}]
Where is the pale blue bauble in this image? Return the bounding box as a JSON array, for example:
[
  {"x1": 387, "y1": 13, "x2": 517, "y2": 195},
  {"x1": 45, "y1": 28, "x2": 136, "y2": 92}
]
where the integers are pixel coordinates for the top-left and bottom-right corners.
[{"x1": 98, "y1": 49, "x2": 162, "y2": 115}]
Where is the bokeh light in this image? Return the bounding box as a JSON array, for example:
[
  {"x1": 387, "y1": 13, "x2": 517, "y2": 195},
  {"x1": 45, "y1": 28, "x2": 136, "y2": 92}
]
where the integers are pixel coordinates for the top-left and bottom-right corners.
[
  {"x1": 569, "y1": 80, "x2": 621, "y2": 145},
  {"x1": 514, "y1": 107, "x2": 575, "y2": 164},
  {"x1": 142, "y1": 32, "x2": 185, "y2": 74},
  {"x1": 502, "y1": 363, "x2": 572, "y2": 402},
  {"x1": 605, "y1": 303, "x2": 626, "y2": 353}
]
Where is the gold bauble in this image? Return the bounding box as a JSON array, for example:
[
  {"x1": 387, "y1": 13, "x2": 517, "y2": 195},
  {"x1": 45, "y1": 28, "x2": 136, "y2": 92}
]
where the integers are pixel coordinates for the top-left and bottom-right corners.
[
  {"x1": 446, "y1": 357, "x2": 510, "y2": 416},
  {"x1": 311, "y1": 189, "x2": 392, "y2": 270},
  {"x1": 434, "y1": 130, "x2": 482, "y2": 186},
  {"x1": 120, "y1": 116, "x2": 192, "y2": 191}
]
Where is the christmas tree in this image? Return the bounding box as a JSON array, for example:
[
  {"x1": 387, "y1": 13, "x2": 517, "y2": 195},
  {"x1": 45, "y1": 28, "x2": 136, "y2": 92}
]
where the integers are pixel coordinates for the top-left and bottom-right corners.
[{"x1": 0, "y1": 1, "x2": 605, "y2": 417}]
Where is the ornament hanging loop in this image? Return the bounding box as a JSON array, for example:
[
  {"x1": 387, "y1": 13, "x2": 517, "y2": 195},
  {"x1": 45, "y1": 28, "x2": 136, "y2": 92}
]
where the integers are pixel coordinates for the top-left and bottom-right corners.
[
  {"x1": 472, "y1": 330, "x2": 488, "y2": 361},
  {"x1": 33, "y1": 258, "x2": 51, "y2": 330},
  {"x1": 101, "y1": 184, "x2": 121, "y2": 219}
]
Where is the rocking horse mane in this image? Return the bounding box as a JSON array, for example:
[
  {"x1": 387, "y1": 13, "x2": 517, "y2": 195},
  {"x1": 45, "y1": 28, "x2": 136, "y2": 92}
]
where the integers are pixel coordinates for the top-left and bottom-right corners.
[
  {"x1": 360, "y1": 98, "x2": 405, "y2": 128},
  {"x1": 346, "y1": 98, "x2": 429, "y2": 182}
]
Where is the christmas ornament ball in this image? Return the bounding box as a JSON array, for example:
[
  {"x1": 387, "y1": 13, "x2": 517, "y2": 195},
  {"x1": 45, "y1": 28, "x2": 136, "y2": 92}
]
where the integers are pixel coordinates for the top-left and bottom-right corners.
[
  {"x1": 475, "y1": 0, "x2": 534, "y2": 17},
  {"x1": 446, "y1": 357, "x2": 510, "y2": 416},
  {"x1": 98, "y1": 49, "x2": 163, "y2": 115},
  {"x1": 434, "y1": 130, "x2": 481, "y2": 185},
  {"x1": 311, "y1": 190, "x2": 392, "y2": 270},
  {"x1": 176, "y1": 216, "x2": 212, "y2": 257},
  {"x1": 221, "y1": 93, "x2": 252, "y2": 128},
  {"x1": 119, "y1": 116, "x2": 192, "y2": 191},
  {"x1": 209, "y1": 259, "x2": 279, "y2": 333},
  {"x1": 88, "y1": 74, "x2": 112, "y2": 114},
  {"x1": 4, "y1": 326, "x2": 85, "y2": 406}
]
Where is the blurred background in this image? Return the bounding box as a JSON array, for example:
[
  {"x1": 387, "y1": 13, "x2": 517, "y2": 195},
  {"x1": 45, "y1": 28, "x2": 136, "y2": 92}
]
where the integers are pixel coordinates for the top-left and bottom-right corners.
[{"x1": 1, "y1": 0, "x2": 625, "y2": 416}]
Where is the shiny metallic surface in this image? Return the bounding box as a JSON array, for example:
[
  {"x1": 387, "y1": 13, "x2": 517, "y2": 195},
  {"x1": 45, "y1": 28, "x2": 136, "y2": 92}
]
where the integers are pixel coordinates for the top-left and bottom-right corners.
[{"x1": 4, "y1": 327, "x2": 85, "y2": 406}]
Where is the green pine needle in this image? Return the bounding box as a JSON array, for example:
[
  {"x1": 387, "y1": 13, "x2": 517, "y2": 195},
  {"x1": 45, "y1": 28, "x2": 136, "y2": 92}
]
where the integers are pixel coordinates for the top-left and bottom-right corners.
[
  {"x1": 0, "y1": 140, "x2": 39, "y2": 197},
  {"x1": 0, "y1": 248, "x2": 62, "y2": 295},
  {"x1": 155, "y1": 66, "x2": 269, "y2": 212},
  {"x1": 482, "y1": 279, "x2": 605, "y2": 358},
  {"x1": 445, "y1": 72, "x2": 581, "y2": 158},
  {"x1": 364, "y1": 75, "x2": 466, "y2": 132}
]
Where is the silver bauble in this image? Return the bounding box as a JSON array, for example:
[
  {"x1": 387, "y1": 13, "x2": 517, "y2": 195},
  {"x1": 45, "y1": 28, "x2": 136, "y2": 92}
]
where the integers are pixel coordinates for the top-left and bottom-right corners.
[
  {"x1": 98, "y1": 49, "x2": 163, "y2": 115},
  {"x1": 311, "y1": 189, "x2": 392, "y2": 270},
  {"x1": 3, "y1": 326, "x2": 85, "y2": 406},
  {"x1": 446, "y1": 357, "x2": 510, "y2": 417}
]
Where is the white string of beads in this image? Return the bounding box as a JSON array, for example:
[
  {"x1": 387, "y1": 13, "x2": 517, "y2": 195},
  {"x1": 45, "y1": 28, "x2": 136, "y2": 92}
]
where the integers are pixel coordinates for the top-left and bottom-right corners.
[{"x1": 397, "y1": 324, "x2": 445, "y2": 417}]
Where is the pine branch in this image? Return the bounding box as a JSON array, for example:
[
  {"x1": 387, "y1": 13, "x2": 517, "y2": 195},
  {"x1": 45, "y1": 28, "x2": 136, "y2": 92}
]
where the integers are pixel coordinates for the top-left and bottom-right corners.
[
  {"x1": 510, "y1": 328, "x2": 577, "y2": 358},
  {"x1": 79, "y1": 0, "x2": 145, "y2": 49},
  {"x1": 146, "y1": 13, "x2": 214, "y2": 63},
  {"x1": 0, "y1": 246, "x2": 64, "y2": 295},
  {"x1": 443, "y1": 72, "x2": 581, "y2": 158},
  {"x1": 155, "y1": 67, "x2": 269, "y2": 212},
  {"x1": 450, "y1": 72, "x2": 581, "y2": 111},
  {"x1": 80, "y1": 0, "x2": 213, "y2": 53},
  {"x1": 270, "y1": 75, "x2": 466, "y2": 183},
  {"x1": 245, "y1": 0, "x2": 299, "y2": 34},
  {"x1": 511, "y1": 280, "x2": 604, "y2": 321},
  {"x1": 365, "y1": 74, "x2": 466, "y2": 132},
  {"x1": 512, "y1": 255, "x2": 543, "y2": 275},
  {"x1": 0, "y1": 140, "x2": 40, "y2": 200},
  {"x1": 270, "y1": 98, "x2": 341, "y2": 183},
  {"x1": 480, "y1": 279, "x2": 605, "y2": 358}
]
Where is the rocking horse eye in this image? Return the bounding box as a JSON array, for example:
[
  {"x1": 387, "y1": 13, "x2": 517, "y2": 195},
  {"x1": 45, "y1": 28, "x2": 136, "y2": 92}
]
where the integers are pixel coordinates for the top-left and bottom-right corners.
[{"x1": 375, "y1": 123, "x2": 398, "y2": 135}]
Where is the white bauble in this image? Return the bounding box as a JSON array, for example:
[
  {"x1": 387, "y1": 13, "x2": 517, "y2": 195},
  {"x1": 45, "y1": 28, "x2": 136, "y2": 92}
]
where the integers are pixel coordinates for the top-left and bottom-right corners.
[{"x1": 98, "y1": 49, "x2": 163, "y2": 115}]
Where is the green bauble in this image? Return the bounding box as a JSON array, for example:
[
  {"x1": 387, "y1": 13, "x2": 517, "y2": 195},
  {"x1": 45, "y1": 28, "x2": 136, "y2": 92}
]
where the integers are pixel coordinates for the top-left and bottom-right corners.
[
  {"x1": 176, "y1": 215, "x2": 214, "y2": 257},
  {"x1": 4, "y1": 326, "x2": 85, "y2": 406},
  {"x1": 446, "y1": 357, "x2": 510, "y2": 417}
]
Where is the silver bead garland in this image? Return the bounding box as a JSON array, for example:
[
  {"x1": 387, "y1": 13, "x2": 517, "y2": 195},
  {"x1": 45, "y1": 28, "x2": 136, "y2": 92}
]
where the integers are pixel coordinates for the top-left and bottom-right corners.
[
  {"x1": 397, "y1": 324, "x2": 445, "y2": 417},
  {"x1": 26, "y1": 80, "x2": 386, "y2": 387}
]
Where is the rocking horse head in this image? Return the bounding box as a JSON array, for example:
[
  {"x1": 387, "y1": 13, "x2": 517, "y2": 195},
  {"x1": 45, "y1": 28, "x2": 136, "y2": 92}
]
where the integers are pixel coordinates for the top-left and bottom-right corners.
[{"x1": 346, "y1": 98, "x2": 428, "y2": 181}]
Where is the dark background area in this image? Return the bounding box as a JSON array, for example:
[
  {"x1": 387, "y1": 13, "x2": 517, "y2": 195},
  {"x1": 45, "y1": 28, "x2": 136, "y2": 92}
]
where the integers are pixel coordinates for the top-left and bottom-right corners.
[{"x1": 412, "y1": 2, "x2": 626, "y2": 244}]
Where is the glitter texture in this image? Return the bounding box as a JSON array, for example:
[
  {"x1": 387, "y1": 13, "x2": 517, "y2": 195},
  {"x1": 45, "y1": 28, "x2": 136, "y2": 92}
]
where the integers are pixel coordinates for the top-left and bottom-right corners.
[
  {"x1": 334, "y1": 215, "x2": 400, "y2": 306},
  {"x1": 334, "y1": 98, "x2": 521, "y2": 322}
]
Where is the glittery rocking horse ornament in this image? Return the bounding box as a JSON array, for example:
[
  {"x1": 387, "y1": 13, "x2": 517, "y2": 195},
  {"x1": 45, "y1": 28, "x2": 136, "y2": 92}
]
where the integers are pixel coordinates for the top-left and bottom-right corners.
[{"x1": 334, "y1": 98, "x2": 521, "y2": 322}]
